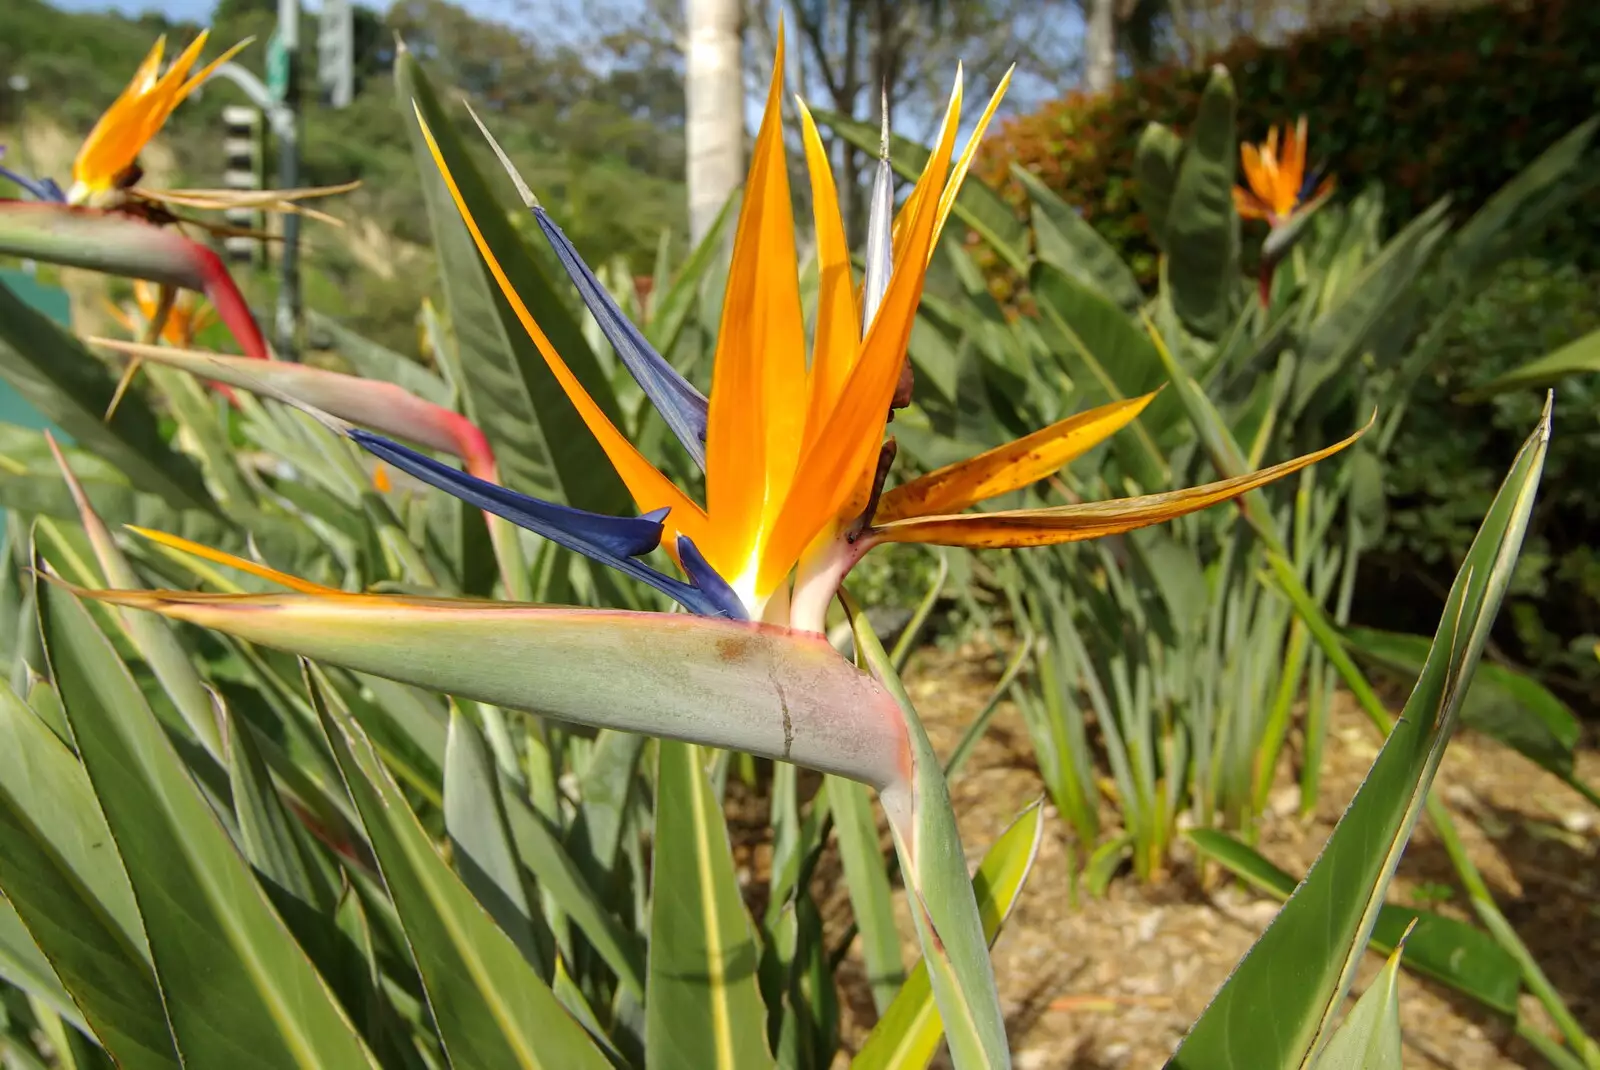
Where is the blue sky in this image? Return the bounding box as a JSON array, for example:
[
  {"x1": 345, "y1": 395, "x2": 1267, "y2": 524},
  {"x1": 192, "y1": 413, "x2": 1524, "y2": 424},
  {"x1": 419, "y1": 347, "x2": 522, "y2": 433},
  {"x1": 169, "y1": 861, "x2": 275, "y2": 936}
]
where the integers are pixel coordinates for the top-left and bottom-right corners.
[{"x1": 53, "y1": 0, "x2": 537, "y2": 22}]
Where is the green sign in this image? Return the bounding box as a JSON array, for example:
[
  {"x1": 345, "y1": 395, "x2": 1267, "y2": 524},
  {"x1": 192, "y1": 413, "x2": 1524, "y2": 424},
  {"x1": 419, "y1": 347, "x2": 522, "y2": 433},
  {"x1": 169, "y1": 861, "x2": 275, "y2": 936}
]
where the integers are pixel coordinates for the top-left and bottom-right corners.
[
  {"x1": 0, "y1": 269, "x2": 72, "y2": 444},
  {"x1": 266, "y1": 32, "x2": 290, "y2": 103}
]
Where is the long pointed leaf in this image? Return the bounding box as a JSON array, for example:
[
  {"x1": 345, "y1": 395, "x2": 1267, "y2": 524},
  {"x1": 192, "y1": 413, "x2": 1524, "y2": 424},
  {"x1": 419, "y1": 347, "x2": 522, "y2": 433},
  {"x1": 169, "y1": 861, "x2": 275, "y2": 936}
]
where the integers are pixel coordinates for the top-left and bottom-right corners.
[
  {"x1": 853, "y1": 800, "x2": 1044, "y2": 1070},
  {"x1": 1168, "y1": 400, "x2": 1548, "y2": 1069},
  {"x1": 37, "y1": 580, "x2": 378, "y2": 1070},
  {"x1": 308, "y1": 668, "x2": 610, "y2": 1069},
  {"x1": 0, "y1": 679, "x2": 178, "y2": 1069},
  {"x1": 645, "y1": 741, "x2": 776, "y2": 1070}
]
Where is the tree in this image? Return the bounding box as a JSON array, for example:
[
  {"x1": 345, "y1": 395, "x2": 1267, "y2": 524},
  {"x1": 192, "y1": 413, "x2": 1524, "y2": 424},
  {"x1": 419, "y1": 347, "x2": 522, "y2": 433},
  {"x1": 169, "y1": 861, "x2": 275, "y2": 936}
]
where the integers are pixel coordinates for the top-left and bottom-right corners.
[
  {"x1": 1084, "y1": 0, "x2": 1116, "y2": 90},
  {"x1": 684, "y1": 0, "x2": 745, "y2": 245}
]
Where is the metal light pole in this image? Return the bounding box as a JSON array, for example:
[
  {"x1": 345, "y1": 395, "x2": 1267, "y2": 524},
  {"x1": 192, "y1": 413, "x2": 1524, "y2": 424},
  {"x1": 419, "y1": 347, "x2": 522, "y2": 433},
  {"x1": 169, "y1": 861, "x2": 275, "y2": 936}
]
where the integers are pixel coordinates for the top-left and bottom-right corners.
[{"x1": 274, "y1": 0, "x2": 302, "y2": 361}]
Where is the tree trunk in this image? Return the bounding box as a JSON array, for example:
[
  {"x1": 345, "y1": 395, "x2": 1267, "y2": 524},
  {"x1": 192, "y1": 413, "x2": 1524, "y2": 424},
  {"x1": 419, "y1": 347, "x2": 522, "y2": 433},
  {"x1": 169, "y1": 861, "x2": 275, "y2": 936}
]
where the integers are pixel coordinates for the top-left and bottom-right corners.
[
  {"x1": 1084, "y1": 0, "x2": 1116, "y2": 92},
  {"x1": 684, "y1": 0, "x2": 744, "y2": 245}
]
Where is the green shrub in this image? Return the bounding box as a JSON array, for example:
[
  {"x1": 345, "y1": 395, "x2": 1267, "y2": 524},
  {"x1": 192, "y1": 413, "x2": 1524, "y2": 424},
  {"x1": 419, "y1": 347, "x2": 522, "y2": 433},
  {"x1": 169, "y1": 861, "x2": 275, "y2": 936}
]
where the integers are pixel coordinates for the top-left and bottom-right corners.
[
  {"x1": 1375, "y1": 256, "x2": 1600, "y2": 708},
  {"x1": 974, "y1": 0, "x2": 1600, "y2": 301}
]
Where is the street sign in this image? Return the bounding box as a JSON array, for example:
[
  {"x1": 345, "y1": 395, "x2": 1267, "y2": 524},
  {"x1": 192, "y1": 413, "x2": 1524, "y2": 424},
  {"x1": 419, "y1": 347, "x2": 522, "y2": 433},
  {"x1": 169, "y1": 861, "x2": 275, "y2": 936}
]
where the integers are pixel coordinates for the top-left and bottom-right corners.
[
  {"x1": 265, "y1": 31, "x2": 290, "y2": 103},
  {"x1": 318, "y1": 0, "x2": 354, "y2": 108}
]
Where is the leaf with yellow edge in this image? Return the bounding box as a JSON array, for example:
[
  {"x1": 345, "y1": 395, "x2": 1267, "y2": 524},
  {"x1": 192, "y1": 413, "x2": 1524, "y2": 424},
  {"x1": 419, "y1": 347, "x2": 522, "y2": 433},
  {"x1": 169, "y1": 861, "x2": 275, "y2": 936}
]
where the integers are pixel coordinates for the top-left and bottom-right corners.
[
  {"x1": 876, "y1": 392, "x2": 1160, "y2": 523},
  {"x1": 871, "y1": 420, "x2": 1367, "y2": 548},
  {"x1": 853, "y1": 801, "x2": 1045, "y2": 1070}
]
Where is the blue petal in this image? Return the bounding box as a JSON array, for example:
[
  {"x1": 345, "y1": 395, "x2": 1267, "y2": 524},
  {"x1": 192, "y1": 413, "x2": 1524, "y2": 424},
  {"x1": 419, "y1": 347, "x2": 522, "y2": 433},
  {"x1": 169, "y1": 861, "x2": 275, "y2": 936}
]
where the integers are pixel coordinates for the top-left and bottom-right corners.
[
  {"x1": 349, "y1": 429, "x2": 742, "y2": 618},
  {"x1": 675, "y1": 535, "x2": 747, "y2": 621},
  {"x1": 531, "y1": 206, "x2": 709, "y2": 469},
  {"x1": 1298, "y1": 164, "x2": 1328, "y2": 206},
  {"x1": 0, "y1": 156, "x2": 65, "y2": 203}
]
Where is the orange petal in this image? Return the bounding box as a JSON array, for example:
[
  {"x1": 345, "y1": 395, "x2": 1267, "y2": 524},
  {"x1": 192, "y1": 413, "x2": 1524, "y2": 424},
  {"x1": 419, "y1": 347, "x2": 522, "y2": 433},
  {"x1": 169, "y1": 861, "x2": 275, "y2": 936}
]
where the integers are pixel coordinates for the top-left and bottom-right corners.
[
  {"x1": 871, "y1": 422, "x2": 1366, "y2": 548},
  {"x1": 759, "y1": 78, "x2": 962, "y2": 591},
  {"x1": 1281, "y1": 115, "x2": 1309, "y2": 209},
  {"x1": 126, "y1": 526, "x2": 342, "y2": 595},
  {"x1": 796, "y1": 99, "x2": 860, "y2": 455},
  {"x1": 931, "y1": 67, "x2": 1013, "y2": 252},
  {"x1": 890, "y1": 68, "x2": 964, "y2": 262},
  {"x1": 1233, "y1": 185, "x2": 1271, "y2": 220},
  {"x1": 1239, "y1": 143, "x2": 1269, "y2": 203},
  {"x1": 702, "y1": 29, "x2": 807, "y2": 579},
  {"x1": 412, "y1": 109, "x2": 707, "y2": 551},
  {"x1": 876, "y1": 392, "x2": 1159, "y2": 523}
]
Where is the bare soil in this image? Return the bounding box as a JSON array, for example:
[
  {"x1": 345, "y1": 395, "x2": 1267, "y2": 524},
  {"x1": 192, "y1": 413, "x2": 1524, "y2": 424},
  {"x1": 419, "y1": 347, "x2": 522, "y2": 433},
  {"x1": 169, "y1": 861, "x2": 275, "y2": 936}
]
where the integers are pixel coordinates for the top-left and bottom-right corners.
[{"x1": 732, "y1": 638, "x2": 1600, "y2": 1069}]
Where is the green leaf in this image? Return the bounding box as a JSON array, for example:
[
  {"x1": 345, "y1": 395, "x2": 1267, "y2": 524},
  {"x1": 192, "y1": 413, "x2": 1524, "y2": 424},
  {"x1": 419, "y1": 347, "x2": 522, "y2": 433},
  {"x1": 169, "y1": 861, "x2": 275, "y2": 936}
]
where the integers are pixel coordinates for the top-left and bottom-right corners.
[
  {"x1": 645, "y1": 194, "x2": 735, "y2": 357},
  {"x1": 830, "y1": 775, "x2": 903, "y2": 1013},
  {"x1": 1028, "y1": 261, "x2": 1169, "y2": 487},
  {"x1": 1168, "y1": 400, "x2": 1548, "y2": 1070},
  {"x1": 308, "y1": 310, "x2": 454, "y2": 408},
  {"x1": 811, "y1": 107, "x2": 1029, "y2": 273},
  {"x1": 1342, "y1": 626, "x2": 1581, "y2": 782},
  {"x1": 1291, "y1": 200, "x2": 1452, "y2": 416},
  {"x1": 0, "y1": 892, "x2": 86, "y2": 1039},
  {"x1": 499, "y1": 783, "x2": 647, "y2": 998},
  {"x1": 1185, "y1": 829, "x2": 1519, "y2": 1016},
  {"x1": 0, "y1": 679, "x2": 177, "y2": 1068},
  {"x1": 853, "y1": 801, "x2": 1044, "y2": 1070},
  {"x1": 1011, "y1": 164, "x2": 1143, "y2": 311},
  {"x1": 846, "y1": 593, "x2": 1009, "y2": 1070},
  {"x1": 443, "y1": 708, "x2": 551, "y2": 975},
  {"x1": 1462, "y1": 326, "x2": 1600, "y2": 399},
  {"x1": 1161, "y1": 67, "x2": 1239, "y2": 339},
  {"x1": 1312, "y1": 940, "x2": 1406, "y2": 1070},
  {"x1": 0, "y1": 279, "x2": 214, "y2": 514},
  {"x1": 646, "y1": 741, "x2": 775, "y2": 1069},
  {"x1": 46, "y1": 435, "x2": 224, "y2": 759},
  {"x1": 37, "y1": 581, "x2": 379, "y2": 1070},
  {"x1": 1134, "y1": 123, "x2": 1184, "y2": 247},
  {"x1": 308, "y1": 668, "x2": 612, "y2": 1069},
  {"x1": 397, "y1": 49, "x2": 630, "y2": 515}
]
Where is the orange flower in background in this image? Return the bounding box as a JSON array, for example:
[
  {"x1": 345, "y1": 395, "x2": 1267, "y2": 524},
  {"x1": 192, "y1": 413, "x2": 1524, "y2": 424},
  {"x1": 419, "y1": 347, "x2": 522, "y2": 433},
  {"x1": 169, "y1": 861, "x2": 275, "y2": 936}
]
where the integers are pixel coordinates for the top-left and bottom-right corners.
[
  {"x1": 1234, "y1": 116, "x2": 1335, "y2": 225},
  {"x1": 69, "y1": 32, "x2": 249, "y2": 207},
  {"x1": 106, "y1": 281, "x2": 216, "y2": 347}
]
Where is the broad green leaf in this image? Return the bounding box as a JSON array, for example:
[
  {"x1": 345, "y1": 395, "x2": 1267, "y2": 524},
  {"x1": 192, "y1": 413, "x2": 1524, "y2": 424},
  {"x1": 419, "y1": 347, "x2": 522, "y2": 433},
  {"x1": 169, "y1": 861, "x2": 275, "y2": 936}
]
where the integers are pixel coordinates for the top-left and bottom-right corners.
[
  {"x1": 847, "y1": 592, "x2": 1008, "y2": 1070},
  {"x1": 566, "y1": 728, "x2": 645, "y2": 883},
  {"x1": 1012, "y1": 164, "x2": 1143, "y2": 310},
  {"x1": 1464, "y1": 326, "x2": 1600, "y2": 398},
  {"x1": 1343, "y1": 626, "x2": 1582, "y2": 784},
  {"x1": 646, "y1": 741, "x2": 775, "y2": 1069},
  {"x1": 1162, "y1": 67, "x2": 1239, "y2": 339},
  {"x1": 1168, "y1": 400, "x2": 1548, "y2": 1070},
  {"x1": 308, "y1": 668, "x2": 611, "y2": 1069},
  {"x1": 1185, "y1": 829, "x2": 1519, "y2": 1016},
  {"x1": 830, "y1": 775, "x2": 903, "y2": 1013},
  {"x1": 1134, "y1": 123, "x2": 1184, "y2": 247},
  {"x1": 853, "y1": 801, "x2": 1044, "y2": 1070},
  {"x1": 1313, "y1": 941, "x2": 1405, "y2": 1070},
  {"x1": 398, "y1": 49, "x2": 630, "y2": 516},
  {"x1": 0, "y1": 680, "x2": 177, "y2": 1069},
  {"x1": 443, "y1": 708, "x2": 551, "y2": 975},
  {"x1": 38, "y1": 582, "x2": 379, "y2": 1070},
  {"x1": 0, "y1": 280, "x2": 214, "y2": 514},
  {"x1": 308, "y1": 309, "x2": 454, "y2": 407},
  {"x1": 811, "y1": 108, "x2": 1029, "y2": 273}
]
